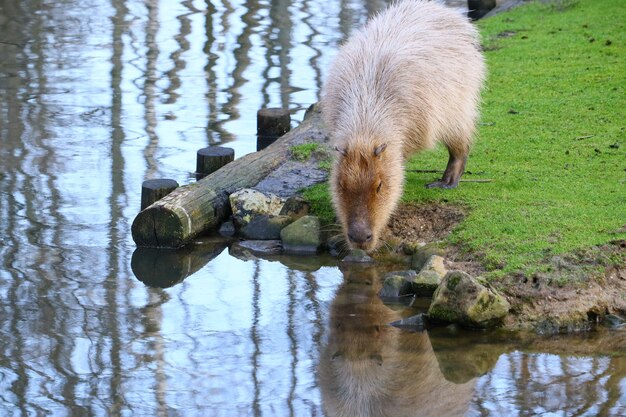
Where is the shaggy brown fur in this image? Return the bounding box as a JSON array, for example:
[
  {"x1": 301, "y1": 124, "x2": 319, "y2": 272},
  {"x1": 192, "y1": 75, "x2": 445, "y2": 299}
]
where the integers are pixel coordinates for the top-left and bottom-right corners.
[{"x1": 322, "y1": 0, "x2": 485, "y2": 251}]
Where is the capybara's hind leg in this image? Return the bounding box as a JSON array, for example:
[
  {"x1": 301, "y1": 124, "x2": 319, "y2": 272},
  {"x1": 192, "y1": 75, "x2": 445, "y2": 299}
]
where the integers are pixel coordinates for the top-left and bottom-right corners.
[{"x1": 426, "y1": 146, "x2": 468, "y2": 189}]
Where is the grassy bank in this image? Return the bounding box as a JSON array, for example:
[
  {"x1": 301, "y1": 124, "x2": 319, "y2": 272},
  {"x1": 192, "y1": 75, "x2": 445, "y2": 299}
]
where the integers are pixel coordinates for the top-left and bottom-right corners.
[{"x1": 305, "y1": 0, "x2": 625, "y2": 277}]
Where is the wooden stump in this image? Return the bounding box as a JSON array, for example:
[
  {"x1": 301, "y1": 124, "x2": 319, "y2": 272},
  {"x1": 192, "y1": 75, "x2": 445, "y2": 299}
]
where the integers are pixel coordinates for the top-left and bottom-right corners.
[
  {"x1": 468, "y1": 0, "x2": 496, "y2": 20},
  {"x1": 257, "y1": 108, "x2": 291, "y2": 151},
  {"x1": 196, "y1": 146, "x2": 234, "y2": 179},
  {"x1": 141, "y1": 179, "x2": 179, "y2": 211}
]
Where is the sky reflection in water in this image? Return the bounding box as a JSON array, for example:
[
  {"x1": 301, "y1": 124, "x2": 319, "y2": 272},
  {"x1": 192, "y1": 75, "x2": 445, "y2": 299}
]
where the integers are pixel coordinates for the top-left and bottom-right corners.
[{"x1": 0, "y1": 0, "x2": 624, "y2": 415}]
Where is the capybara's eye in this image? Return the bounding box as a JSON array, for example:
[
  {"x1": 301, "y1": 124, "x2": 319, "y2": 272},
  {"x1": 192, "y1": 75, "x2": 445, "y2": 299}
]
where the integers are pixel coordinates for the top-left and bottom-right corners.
[{"x1": 376, "y1": 181, "x2": 383, "y2": 193}]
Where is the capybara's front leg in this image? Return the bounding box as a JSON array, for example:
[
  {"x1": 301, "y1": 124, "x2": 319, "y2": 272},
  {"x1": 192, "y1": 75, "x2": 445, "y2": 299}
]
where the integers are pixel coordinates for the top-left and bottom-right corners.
[{"x1": 426, "y1": 148, "x2": 467, "y2": 189}]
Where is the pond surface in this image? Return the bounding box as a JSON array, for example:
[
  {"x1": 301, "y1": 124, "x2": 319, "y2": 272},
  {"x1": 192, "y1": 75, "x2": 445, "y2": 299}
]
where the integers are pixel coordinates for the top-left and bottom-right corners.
[{"x1": 0, "y1": 0, "x2": 625, "y2": 415}]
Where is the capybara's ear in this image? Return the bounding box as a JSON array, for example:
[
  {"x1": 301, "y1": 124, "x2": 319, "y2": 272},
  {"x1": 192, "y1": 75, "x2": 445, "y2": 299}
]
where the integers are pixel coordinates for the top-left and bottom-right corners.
[
  {"x1": 334, "y1": 146, "x2": 347, "y2": 156},
  {"x1": 373, "y1": 143, "x2": 387, "y2": 157}
]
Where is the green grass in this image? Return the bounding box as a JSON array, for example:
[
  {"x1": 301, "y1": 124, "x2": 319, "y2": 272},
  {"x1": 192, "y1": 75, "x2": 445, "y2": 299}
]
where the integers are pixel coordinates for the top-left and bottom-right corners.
[{"x1": 305, "y1": 0, "x2": 626, "y2": 275}]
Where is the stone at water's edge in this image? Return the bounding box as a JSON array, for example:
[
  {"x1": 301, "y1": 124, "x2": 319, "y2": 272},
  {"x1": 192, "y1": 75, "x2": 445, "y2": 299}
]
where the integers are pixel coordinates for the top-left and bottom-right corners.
[
  {"x1": 240, "y1": 215, "x2": 293, "y2": 240},
  {"x1": 379, "y1": 255, "x2": 447, "y2": 299},
  {"x1": 410, "y1": 244, "x2": 446, "y2": 270},
  {"x1": 428, "y1": 270, "x2": 510, "y2": 328},
  {"x1": 413, "y1": 255, "x2": 448, "y2": 296},
  {"x1": 341, "y1": 249, "x2": 374, "y2": 263},
  {"x1": 229, "y1": 188, "x2": 285, "y2": 228},
  {"x1": 280, "y1": 215, "x2": 322, "y2": 254},
  {"x1": 218, "y1": 220, "x2": 236, "y2": 237}
]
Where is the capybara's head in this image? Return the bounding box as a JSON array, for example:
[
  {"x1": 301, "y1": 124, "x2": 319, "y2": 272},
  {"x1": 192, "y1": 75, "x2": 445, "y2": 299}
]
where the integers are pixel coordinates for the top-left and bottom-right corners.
[{"x1": 331, "y1": 142, "x2": 403, "y2": 252}]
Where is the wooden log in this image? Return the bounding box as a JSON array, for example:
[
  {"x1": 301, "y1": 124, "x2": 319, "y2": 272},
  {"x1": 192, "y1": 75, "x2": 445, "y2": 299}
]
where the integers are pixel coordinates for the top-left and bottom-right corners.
[
  {"x1": 257, "y1": 107, "x2": 291, "y2": 151},
  {"x1": 131, "y1": 103, "x2": 327, "y2": 248},
  {"x1": 141, "y1": 179, "x2": 179, "y2": 211},
  {"x1": 196, "y1": 146, "x2": 235, "y2": 179}
]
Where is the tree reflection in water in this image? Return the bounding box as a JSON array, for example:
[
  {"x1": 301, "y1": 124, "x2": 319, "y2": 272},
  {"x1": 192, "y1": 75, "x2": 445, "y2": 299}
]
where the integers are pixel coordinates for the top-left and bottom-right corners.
[{"x1": 0, "y1": 0, "x2": 624, "y2": 415}]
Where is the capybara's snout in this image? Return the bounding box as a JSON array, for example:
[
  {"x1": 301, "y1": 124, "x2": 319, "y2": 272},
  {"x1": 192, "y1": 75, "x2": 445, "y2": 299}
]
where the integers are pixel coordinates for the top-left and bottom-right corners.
[
  {"x1": 348, "y1": 227, "x2": 372, "y2": 245},
  {"x1": 346, "y1": 216, "x2": 376, "y2": 250}
]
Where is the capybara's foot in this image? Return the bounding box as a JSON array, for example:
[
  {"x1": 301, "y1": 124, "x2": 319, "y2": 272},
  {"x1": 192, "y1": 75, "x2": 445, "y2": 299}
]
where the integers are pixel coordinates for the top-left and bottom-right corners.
[
  {"x1": 427, "y1": 152, "x2": 466, "y2": 189},
  {"x1": 426, "y1": 179, "x2": 458, "y2": 189}
]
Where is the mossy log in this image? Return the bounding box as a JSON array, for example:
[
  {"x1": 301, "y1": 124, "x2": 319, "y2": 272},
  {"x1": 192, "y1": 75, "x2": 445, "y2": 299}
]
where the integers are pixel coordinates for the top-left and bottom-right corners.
[{"x1": 131, "y1": 104, "x2": 328, "y2": 248}]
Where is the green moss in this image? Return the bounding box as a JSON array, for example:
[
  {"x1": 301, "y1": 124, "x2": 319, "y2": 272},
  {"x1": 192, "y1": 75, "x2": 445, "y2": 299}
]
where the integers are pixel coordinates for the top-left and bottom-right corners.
[
  {"x1": 428, "y1": 306, "x2": 460, "y2": 323},
  {"x1": 446, "y1": 274, "x2": 462, "y2": 291},
  {"x1": 318, "y1": 159, "x2": 332, "y2": 171},
  {"x1": 291, "y1": 143, "x2": 320, "y2": 161},
  {"x1": 302, "y1": 182, "x2": 335, "y2": 225}
]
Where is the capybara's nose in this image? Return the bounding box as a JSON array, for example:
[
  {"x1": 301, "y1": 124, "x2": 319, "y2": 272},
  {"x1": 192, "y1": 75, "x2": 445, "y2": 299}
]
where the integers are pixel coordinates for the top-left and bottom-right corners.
[{"x1": 348, "y1": 230, "x2": 373, "y2": 245}]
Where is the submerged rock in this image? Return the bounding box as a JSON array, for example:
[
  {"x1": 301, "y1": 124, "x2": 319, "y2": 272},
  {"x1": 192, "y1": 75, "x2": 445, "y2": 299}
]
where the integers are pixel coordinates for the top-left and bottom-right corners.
[
  {"x1": 379, "y1": 270, "x2": 416, "y2": 298},
  {"x1": 229, "y1": 188, "x2": 284, "y2": 227},
  {"x1": 389, "y1": 313, "x2": 427, "y2": 332},
  {"x1": 236, "y1": 240, "x2": 283, "y2": 255},
  {"x1": 280, "y1": 215, "x2": 322, "y2": 254},
  {"x1": 428, "y1": 270, "x2": 510, "y2": 328}
]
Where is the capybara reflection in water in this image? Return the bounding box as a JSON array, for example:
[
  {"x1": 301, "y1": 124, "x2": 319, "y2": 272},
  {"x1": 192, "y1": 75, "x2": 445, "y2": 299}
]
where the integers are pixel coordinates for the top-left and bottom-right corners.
[
  {"x1": 318, "y1": 266, "x2": 475, "y2": 417},
  {"x1": 321, "y1": 0, "x2": 485, "y2": 251}
]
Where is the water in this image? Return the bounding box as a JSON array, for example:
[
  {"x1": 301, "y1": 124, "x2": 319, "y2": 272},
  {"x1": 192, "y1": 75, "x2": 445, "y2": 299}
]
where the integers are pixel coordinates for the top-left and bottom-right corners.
[{"x1": 0, "y1": 0, "x2": 624, "y2": 415}]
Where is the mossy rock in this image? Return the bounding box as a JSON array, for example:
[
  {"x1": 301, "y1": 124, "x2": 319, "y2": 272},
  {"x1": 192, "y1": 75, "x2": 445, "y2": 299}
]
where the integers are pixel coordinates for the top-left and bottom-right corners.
[{"x1": 428, "y1": 270, "x2": 510, "y2": 328}]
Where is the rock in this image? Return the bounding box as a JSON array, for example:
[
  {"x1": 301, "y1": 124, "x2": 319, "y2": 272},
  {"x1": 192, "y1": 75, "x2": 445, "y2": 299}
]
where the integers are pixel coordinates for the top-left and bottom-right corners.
[
  {"x1": 236, "y1": 240, "x2": 283, "y2": 255},
  {"x1": 428, "y1": 270, "x2": 510, "y2": 328},
  {"x1": 279, "y1": 196, "x2": 311, "y2": 219},
  {"x1": 412, "y1": 255, "x2": 447, "y2": 296},
  {"x1": 228, "y1": 244, "x2": 259, "y2": 261},
  {"x1": 218, "y1": 220, "x2": 236, "y2": 237},
  {"x1": 240, "y1": 215, "x2": 293, "y2": 240},
  {"x1": 280, "y1": 215, "x2": 322, "y2": 254},
  {"x1": 229, "y1": 188, "x2": 284, "y2": 228},
  {"x1": 326, "y1": 234, "x2": 347, "y2": 257},
  {"x1": 379, "y1": 270, "x2": 416, "y2": 298},
  {"x1": 389, "y1": 313, "x2": 427, "y2": 332},
  {"x1": 342, "y1": 249, "x2": 374, "y2": 263},
  {"x1": 603, "y1": 314, "x2": 626, "y2": 329},
  {"x1": 410, "y1": 244, "x2": 445, "y2": 271}
]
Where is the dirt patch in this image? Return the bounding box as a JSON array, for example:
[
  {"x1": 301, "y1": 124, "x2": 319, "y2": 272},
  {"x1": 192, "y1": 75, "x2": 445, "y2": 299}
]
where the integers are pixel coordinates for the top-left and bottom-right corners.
[
  {"x1": 387, "y1": 203, "x2": 466, "y2": 243},
  {"x1": 384, "y1": 203, "x2": 626, "y2": 333},
  {"x1": 498, "y1": 241, "x2": 626, "y2": 333}
]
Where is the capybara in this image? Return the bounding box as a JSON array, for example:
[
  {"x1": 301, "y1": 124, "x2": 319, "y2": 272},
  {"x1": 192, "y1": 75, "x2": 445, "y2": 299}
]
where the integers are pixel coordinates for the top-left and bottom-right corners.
[{"x1": 321, "y1": 0, "x2": 485, "y2": 251}]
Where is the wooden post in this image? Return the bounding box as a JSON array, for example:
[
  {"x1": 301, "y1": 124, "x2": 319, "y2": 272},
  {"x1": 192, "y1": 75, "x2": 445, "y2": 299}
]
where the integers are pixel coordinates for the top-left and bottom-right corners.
[
  {"x1": 196, "y1": 146, "x2": 234, "y2": 179},
  {"x1": 141, "y1": 179, "x2": 179, "y2": 211},
  {"x1": 257, "y1": 107, "x2": 291, "y2": 151},
  {"x1": 131, "y1": 103, "x2": 326, "y2": 248}
]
